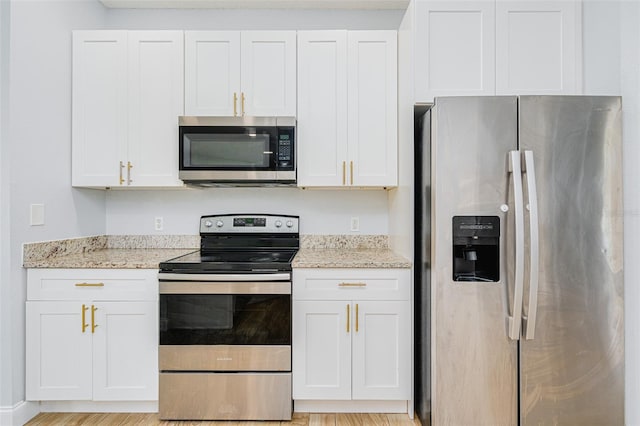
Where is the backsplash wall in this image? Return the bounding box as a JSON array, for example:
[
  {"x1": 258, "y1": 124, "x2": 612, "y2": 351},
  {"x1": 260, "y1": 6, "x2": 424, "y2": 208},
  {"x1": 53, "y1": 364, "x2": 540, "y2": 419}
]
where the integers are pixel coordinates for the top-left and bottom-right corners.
[{"x1": 106, "y1": 188, "x2": 390, "y2": 235}]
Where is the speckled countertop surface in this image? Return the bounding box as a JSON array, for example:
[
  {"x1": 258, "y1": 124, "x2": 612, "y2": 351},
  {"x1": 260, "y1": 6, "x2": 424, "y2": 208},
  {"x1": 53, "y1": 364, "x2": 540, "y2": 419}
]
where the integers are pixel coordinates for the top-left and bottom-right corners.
[
  {"x1": 23, "y1": 248, "x2": 195, "y2": 269},
  {"x1": 294, "y1": 235, "x2": 411, "y2": 268},
  {"x1": 292, "y1": 248, "x2": 411, "y2": 269},
  {"x1": 23, "y1": 234, "x2": 412, "y2": 269},
  {"x1": 22, "y1": 235, "x2": 198, "y2": 269}
]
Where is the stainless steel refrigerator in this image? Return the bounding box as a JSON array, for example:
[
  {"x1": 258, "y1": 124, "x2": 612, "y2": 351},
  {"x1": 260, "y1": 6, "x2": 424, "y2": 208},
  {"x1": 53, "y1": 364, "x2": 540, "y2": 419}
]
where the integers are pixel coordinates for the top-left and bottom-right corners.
[{"x1": 414, "y1": 96, "x2": 624, "y2": 425}]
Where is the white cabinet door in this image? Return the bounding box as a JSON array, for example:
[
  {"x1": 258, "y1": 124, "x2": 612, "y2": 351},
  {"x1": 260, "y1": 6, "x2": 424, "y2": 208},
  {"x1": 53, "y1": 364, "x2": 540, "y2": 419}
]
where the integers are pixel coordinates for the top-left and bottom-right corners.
[
  {"x1": 347, "y1": 31, "x2": 397, "y2": 187},
  {"x1": 92, "y1": 302, "x2": 158, "y2": 401},
  {"x1": 184, "y1": 31, "x2": 241, "y2": 116},
  {"x1": 127, "y1": 31, "x2": 184, "y2": 187},
  {"x1": 72, "y1": 31, "x2": 127, "y2": 187},
  {"x1": 241, "y1": 31, "x2": 296, "y2": 117},
  {"x1": 297, "y1": 31, "x2": 348, "y2": 187},
  {"x1": 351, "y1": 301, "x2": 411, "y2": 400},
  {"x1": 414, "y1": 1, "x2": 495, "y2": 101},
  {"x1": 496, "y1": 1, "x2": 580, "y2": 95},
  {"x1": 293, "y1": 301, "x2": 351, "y2": 400},
  {"x1": 26, "y1": 302, "x2": 92, "y2": 401}
]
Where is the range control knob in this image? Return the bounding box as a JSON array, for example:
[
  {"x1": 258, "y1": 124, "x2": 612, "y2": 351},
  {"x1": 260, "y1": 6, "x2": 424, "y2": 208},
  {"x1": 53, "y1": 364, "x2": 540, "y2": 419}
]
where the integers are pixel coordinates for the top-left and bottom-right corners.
[
  {"x1": 275, "y1": 220, "x2": 283, "y2": 228},
  {"x1": 216, "y1": 220, "x2": 224, "y2": 228},
  {"x1": 204, "y1": 220, "x2": 213, "y2": 228},
  {"x1": 286, "y1": 220, "x2": 294, "y2": 228}
]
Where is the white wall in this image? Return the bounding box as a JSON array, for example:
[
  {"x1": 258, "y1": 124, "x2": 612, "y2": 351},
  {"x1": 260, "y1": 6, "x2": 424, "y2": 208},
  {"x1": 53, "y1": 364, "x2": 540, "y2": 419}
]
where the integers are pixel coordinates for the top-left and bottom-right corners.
[
  {"x1": 583, "y1": 1, "x2": 638, "y2": 423},
  {"x1": 106, "y1": 188, "x2": 390, "y2": 235},
  {"x1": 2, "y1": 0, "x2": 107, "y2": 419},
  {"x1": 102, "y1": 7, "x2": 403, "y2": 236},
  {"x1": 619, "y1": 2, "x2": 640, "y2": 424}
]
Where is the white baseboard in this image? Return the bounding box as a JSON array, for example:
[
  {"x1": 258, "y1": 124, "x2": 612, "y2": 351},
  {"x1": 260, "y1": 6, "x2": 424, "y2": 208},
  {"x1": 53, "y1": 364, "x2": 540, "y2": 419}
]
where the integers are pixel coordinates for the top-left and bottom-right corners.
[
  {"x1": 39, "y1": 401, "x2": 157, "y2": 413},
  {"x1": 294, "y1": 400, "x2": 409, "y2": 413},
  {"x1": 0, "y1": 401, "x2": 40, "y2": 426}
]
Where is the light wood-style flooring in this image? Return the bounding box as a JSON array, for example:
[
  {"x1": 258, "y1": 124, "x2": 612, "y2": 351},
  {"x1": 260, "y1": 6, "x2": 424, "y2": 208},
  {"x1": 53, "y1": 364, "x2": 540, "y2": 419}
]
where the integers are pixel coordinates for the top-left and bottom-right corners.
[{"x1": 26, "y1": 412, "x2": 422, "y2": 426}]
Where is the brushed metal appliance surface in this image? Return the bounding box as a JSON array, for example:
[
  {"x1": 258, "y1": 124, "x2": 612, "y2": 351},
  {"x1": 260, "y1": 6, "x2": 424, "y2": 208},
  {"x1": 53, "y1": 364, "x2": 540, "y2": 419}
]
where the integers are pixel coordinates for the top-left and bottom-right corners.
[
  {"x1": 431, "y1": 96, "x2": 519, "y2": 426},
  {"x1": 179, "y1": 116, "x2": 296, "y2": 127},
  {"x1": 426, "y1": 95, "x2": 624, "y2": 426},
  {"x1": 518, "y1": 96, "x2": 624, "y2": 425},
  {"x1": 178, "y1": 170, "x2": 296, "y2": 183},
  {"x1": 159, "y1": 372, "x2": 292, "y2": 421},
  {"x1": 159, "y1": 345, "x2": 291, "y2": 371}
]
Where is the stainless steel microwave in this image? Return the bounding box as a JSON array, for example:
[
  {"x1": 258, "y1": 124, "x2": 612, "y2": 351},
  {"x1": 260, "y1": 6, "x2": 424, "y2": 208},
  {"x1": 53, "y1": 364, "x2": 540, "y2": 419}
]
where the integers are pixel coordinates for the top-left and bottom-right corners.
[{"x1": 178, "y1": 116, "x2": 295, "y2": 186}]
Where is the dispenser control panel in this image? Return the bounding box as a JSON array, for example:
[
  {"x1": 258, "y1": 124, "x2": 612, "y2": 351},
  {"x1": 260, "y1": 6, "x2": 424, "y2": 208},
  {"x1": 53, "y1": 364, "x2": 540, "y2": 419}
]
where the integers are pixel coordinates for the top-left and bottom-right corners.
[{"x1": 452, "y1": 216, "x2": 500, "y2": 282}]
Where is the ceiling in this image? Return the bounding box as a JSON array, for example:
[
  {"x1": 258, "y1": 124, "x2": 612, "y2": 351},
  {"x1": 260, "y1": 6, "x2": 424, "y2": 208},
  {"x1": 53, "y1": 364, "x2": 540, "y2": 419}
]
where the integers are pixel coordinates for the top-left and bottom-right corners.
[{"x1": 99, "y1": 0, "x2": 410, "y2": 9}]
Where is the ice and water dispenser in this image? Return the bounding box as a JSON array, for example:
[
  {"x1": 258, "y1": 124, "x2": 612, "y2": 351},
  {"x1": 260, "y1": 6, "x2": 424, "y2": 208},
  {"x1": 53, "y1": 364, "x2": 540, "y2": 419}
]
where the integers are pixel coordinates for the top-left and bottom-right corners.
[{"x1": 452, "y1": 216, "x2": 500, "y2": 282}]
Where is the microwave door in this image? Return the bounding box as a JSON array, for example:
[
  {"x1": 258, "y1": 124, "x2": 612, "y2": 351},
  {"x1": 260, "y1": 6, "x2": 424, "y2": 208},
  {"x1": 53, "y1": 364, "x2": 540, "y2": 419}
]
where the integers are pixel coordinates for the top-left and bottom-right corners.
[{"x1": 183, "y1": 133, "x2": 272, "y2": 169}]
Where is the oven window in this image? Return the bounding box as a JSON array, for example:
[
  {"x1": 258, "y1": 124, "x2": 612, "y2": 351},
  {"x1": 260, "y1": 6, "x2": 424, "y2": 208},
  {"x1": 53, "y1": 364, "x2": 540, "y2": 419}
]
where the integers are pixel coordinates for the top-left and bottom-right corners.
[
  {"x1": 184, "y1": 133, "x2": 271, "y2": 168},
  {"x1": 159, "y1": 294, "x2": 291, "y2": 345}
]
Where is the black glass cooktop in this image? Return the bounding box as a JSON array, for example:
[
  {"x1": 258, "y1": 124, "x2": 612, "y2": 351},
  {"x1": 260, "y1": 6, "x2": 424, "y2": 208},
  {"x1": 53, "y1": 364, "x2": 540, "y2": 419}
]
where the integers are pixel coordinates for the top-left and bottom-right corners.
[{"x1": 159, "y1": 249, "x2": 297, "y2": 273}]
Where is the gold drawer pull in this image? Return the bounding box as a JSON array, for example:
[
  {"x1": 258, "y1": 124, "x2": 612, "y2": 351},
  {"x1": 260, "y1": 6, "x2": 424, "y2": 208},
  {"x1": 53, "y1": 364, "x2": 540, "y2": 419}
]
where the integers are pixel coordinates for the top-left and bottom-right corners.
[
  {"x1": 81, "y1": 304, "x2": 89, "y2": 333},
  {"x1": 346, "y1": 304, "x2": 350, "y2": 333},
  {"x1": 338, "y1": 282, "x2": 367, "y2": 287},
  {"x1": 75, "y1": 282, "x2": 105, "y2": 287}
]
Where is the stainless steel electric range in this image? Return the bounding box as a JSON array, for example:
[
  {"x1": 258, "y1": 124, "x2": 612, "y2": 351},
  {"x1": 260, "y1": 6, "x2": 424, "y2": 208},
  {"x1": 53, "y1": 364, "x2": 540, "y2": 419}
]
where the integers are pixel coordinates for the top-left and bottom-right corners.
[{"x1": 157, "y1": 214, "x2": 299, "y2": 421}]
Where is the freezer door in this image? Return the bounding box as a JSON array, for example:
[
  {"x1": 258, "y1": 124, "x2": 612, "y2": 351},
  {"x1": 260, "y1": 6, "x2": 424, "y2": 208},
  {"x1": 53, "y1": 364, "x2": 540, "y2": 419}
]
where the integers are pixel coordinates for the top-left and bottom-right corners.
[
  {"x1": 518, "y1": 96, "x2": 624, "y2": 425},
  {"x1": 431, "y1": 96, "x2": 518, "y2": 426}
]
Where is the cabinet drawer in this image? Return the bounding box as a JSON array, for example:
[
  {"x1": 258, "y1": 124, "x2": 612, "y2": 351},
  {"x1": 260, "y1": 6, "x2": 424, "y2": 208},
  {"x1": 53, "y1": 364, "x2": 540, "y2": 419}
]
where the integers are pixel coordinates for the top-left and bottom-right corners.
[
  {"x1": 293, "y1": 268, "x2": 410, "y2": 301},
  {"x1": 27, "y1": 269, "x2": 158, "y2": 301}
]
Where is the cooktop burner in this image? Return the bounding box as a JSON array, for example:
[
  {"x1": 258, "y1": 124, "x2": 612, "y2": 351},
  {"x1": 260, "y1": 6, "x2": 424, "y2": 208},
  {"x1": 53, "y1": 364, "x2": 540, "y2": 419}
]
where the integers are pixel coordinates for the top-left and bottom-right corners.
[{"x1": 159, "y1": 214, "x2": 300, "y2": 274}]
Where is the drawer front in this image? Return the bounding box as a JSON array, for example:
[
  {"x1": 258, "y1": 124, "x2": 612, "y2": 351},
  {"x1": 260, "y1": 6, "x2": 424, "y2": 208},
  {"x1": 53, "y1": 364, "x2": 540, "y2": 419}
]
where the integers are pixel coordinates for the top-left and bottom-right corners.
[
  {"x1": 27, "y1": 269, "x2": 158, "y2": 301},
  {"x1": 293, "y1": 268, "x2": 410, "y2": 301}
]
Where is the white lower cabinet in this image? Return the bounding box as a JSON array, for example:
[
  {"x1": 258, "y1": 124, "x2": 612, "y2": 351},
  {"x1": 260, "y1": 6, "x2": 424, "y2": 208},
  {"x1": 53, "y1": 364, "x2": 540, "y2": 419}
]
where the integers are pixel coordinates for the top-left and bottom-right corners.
[
  {"x1": 26, "y1": 269, "x2": 158, "y2": 402},
  {"x1": 292, "y1": 269, "x2": 411, "y2": 402}
]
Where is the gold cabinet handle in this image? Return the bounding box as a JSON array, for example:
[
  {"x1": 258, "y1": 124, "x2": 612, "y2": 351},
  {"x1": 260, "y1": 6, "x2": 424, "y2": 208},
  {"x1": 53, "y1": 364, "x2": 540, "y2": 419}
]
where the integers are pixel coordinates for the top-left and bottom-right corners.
[
  {"x1": 119, "y1": 161, "x2": 125, "y2": 185},
  {"x1": 75, "y1": 282, "x2": 104, "y2": 287},
  {"x1": 350, "y1": 161, "x2": 354, "y2": 185},
  {"x1": 127, "y1": 161, "x2": 133, "y2": 185},
  {"x1": 91, "y1": 305, "x2": 98, "y2": 333},
  {"x1": 81, "y1": 304, "x2": 89, "y2": 333},
  {"x1": 342, "y1": 161, "x2": 346, "y2": 185},
  {"x1": 241, "y1": 92, "x2": 245, "y2": 116},
  {"x1": 346, "y1": 304, "x2": 350, "y2": 333},
  {"x1": 356, "y1": 303, "x2": 359, "y2": 332},
  {"x1": 233, "y1": 92, "x2": 238, "y2": 117},
  {"x1": 338, "y1": 282, "x2": 367, "y2": 287}
]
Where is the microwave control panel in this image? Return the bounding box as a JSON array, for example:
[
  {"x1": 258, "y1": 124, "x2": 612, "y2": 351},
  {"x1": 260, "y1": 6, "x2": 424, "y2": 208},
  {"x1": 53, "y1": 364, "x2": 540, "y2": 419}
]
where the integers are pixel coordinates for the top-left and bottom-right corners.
[{"x1": 277, "y1": 128, "x2": 295, "y2": 170}]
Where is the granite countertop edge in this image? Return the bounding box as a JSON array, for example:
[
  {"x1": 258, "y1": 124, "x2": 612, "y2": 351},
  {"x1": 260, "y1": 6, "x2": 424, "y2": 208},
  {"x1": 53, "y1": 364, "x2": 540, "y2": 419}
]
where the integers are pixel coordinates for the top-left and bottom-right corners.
[
  {"x1": 23, "y1": 234, "x2": 412, "y2": 269},
  {"x1": 292, "y1": 248, "x2": 412, "y2": 269}
]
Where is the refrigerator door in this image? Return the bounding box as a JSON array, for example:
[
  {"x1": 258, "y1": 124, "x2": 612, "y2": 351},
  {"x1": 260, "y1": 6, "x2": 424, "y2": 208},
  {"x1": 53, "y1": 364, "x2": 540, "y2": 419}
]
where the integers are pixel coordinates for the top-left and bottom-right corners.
[
  {"x1": 518, "y1": 96, "x2": 624, "y2": 425},
  {"x1": 431, "y1": 96, "x2": 518, "y2": 426}
]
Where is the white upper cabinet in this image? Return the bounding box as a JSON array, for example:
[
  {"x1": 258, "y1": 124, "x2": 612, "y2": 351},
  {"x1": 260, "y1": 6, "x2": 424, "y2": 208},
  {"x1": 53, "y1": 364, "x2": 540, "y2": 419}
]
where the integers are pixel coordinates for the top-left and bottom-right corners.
[
  {"x1": 297, "y1": 30, "x2": 397, "y2": 188},
  {"x1": 241, "y1": 31, "x2": 297, "y2": 116},
  {"x1": 184, "y1": 31, "x2": 296, "y2": 117},
  {"x1": 72, "y1": 31, "x2": 128, "y2": 187},
  {"x1": 72, "y1": 31, "x2": 184, "y2": 188},
  {"x1": 348, "y1": 31, "x2": 397, "y2": 187},
  {"x1": 127, "y1": 31, "x2": 184, "y2": 187},
  {"x1": 415, "y1": 1, "x2": 496, "y2": 100},
  {"x1": 184, "y1": 31, "x2": 241, "y2": 116},
  {"x1": 415, "y1": 0, "x2": 581, "y2": 102},
  {"x1": 495, "y1": 1, "x2": 580, "y2": 95},
  {"x1": 297, "y1": 31, "x2": 348, "y2": 187}
]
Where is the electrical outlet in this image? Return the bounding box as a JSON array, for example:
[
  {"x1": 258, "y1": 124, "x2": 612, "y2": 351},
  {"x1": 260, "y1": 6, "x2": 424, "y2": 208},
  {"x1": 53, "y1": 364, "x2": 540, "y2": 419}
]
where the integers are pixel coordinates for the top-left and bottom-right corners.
[
  {"x1": 30, "y1": 204, "x2": 45, "y2": 226},
  {"x1": 154, "y1": 217, "x2": 163, "y2": 231},
  {"x1": 350, "y1": 217, "x2": 360, "y2": 232}
]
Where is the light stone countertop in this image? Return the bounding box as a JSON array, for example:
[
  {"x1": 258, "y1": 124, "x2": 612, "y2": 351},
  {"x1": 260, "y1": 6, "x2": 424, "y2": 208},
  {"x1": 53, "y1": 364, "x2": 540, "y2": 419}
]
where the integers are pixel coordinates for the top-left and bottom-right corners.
[
  {"x1": 22, "y1": 248, "x2": 196, "y2": 269},
  {"x1": 292, "y1": 248, "x2": 411, "y2": 269},
  {"x1": 22, "y1": 234, "x2": 411, "y2": 270}
]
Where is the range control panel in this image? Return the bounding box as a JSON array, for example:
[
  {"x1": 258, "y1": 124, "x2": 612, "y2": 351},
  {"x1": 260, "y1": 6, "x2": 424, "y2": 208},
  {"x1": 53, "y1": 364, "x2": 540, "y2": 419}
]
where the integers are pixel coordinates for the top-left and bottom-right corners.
[{"x1": 200, "y1": 214, "x2": 299, "y2": 234}]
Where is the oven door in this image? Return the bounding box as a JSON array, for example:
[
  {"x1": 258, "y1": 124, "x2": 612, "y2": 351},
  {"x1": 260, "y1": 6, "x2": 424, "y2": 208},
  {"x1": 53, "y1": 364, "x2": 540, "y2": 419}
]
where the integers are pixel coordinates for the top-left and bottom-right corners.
[
  {"x1": 178, "y1": 117, "x2": 295, "y2": 183},
  {"x1": 159, "y1": 277, "x2": 291, "y2": 371}
]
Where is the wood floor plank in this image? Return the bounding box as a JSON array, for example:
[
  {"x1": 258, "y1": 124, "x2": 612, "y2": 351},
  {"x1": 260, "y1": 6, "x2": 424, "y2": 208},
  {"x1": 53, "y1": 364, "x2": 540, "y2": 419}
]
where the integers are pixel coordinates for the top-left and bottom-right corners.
[
  {"x1": 309, "y1": 413, "x2": 336, "y2": 426},
  {"x1": 25, "y1": 411, "x2": 420, "y2": 425}
]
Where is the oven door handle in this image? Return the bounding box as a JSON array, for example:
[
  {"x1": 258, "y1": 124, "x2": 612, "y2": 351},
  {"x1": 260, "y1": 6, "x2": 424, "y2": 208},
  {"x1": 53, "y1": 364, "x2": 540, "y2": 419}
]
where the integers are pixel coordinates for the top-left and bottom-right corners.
[{"x1": 158, "y1": 272, "x2": 291, "y2": 282}]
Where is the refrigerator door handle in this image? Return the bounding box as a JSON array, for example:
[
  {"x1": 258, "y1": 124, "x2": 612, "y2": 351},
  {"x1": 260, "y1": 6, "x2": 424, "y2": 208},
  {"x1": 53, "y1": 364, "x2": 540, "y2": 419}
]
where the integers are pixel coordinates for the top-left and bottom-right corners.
[
  {"x1": 508, "y1": 151, "x2": 525, "y2": 340},
  {"x1": 522, "y1": 150, "x2": 540, "y2": 340}
]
